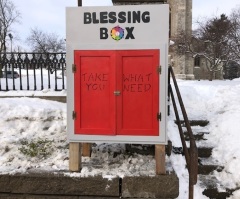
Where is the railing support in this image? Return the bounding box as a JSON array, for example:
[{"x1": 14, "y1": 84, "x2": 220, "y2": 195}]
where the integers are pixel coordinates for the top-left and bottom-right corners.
[{"x1": 168, "y1": 66, "x2": 198, "y2": 199}]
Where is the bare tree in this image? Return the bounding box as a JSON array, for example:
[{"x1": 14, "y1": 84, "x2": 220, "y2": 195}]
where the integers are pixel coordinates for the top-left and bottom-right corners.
[
  {"x1": 173, "y1": 14, "x2": 233, "y2": 80},
  {"x1": 0, "y1": 0, "x2": 20, "y2": 52},
  {"x1": 0, "y1": 0, "x2": 20, "y2": 77},
  {"x1": 229, "y1": 6, "x2": 240, "y2": 61},
  {"x1": 26, "y1": 28, "x2": 65, "y2": 53}
]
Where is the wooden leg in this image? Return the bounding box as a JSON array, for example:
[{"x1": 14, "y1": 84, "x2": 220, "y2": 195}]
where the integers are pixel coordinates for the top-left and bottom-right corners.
[
  {"x1": 155, "y1": 144, "x2": 166, "y2": 175},
  {"x1": 69, "y1": 142, "x2": 81, "y2": 171},
  {"x1": 82, "y1": 143, "x2": 92, "y2": 157}
]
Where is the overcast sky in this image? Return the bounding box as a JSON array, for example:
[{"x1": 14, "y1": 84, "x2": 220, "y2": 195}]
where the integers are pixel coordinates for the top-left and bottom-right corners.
[{"x1": 10, "y1": 0, "x2": 240, "y2": 51}]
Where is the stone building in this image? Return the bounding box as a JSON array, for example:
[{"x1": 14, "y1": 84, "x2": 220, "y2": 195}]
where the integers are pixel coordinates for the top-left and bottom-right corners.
[
  {"x1": 193, "y1": 57, "x2": 223, "y2": 80},
  {"x1": 112, "y1": 0, "x2": 194, "y2": 79}
]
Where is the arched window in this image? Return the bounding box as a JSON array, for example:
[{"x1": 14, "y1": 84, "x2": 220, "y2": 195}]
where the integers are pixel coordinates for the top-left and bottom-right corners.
[{"x1": 194, "y1": 56, "x2": 200, "y2": 67}]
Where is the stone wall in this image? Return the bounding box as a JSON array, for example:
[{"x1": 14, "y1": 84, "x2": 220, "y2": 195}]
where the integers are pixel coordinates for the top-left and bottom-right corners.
[
  {"x1": 168, "y1": 0, "x2": 194, "y2": 79},
  {"x1": 0, "y1": 173, "x2": 179, "y2": 199},
  {"x1": 193, "y1": 58, "x2": 223, "y2": 80}
]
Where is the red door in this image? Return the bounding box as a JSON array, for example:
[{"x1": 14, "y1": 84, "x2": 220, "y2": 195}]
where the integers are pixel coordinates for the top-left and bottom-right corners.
[
  {"x1": 74, "y1": 50, "x2": 116, "y2": 135},
  {"x1": 74, "y1": 50, "x2": 159, "y2": 136},
  {"x1": 116, "y1": 50, "x2": 159, "y2": 136}
]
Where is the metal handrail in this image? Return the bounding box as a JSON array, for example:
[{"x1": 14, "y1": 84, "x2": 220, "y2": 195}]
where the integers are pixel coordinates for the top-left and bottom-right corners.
[{"x1": 168, "y1": 66, "x2": 198, "y2": 199}]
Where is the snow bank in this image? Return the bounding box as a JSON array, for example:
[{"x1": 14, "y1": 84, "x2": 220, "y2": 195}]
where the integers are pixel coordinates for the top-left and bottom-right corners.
[{"x1": 0, "y1": 78, "x2": 240, "y2": 198}]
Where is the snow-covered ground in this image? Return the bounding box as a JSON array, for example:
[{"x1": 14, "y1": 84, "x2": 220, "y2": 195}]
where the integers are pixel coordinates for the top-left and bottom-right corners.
[
  {"x1": 0, "y1": 69, "x2": 66, "y2": 94},
  {"x1": 0, "y1": 78, "x2": 240, "y2": 199},
  {"x1": 169, "y1": 79, "x2": 240, "y2": 199}
]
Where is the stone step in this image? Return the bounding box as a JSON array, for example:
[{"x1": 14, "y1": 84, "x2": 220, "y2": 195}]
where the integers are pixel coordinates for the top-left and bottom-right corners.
[
  {"x1": 125, "y1": 141, "x2": 173, "y2": 156},
  {"x1": 198, "y1": 164, "x2": 224, "y2": 175},
  {"x1": 184, "y1": 131, "x2": 209, "y2": 141},
  {"x1": 125, "y1": 144, "x2": 154, "y2": 156},
  {"x1": 171, "y1": 148, "x2": 222, "y2": 174},
  {"x1": 0, "y1": 172, "x2": 179, "y2": 199},
  {"x1": 203, "y1": 188, "x2": 233, "y2": 199},
  {"x1": 121, "y1": 175, "x2": 179, "y2": 198},
  {"x1": 0, "y1": 194, "x2": 177, "y2": 199},
  {"x1": 176, "y1": 120, "x2": 209, "y2": 127},
  {"x1": 199, "y1": 175, "x2": 235, "y2": 199},
  {"x1": 172, "y1": 147, "x2": 213, "y2": 158},
  {"x1": 198, "y1": 147, "x2": 213, "y2": 158}
]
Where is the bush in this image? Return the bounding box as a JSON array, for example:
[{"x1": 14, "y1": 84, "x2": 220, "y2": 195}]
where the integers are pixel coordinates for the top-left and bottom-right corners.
[{"x1": 19, "y1": 138, "x2": 53, "y2": 158}]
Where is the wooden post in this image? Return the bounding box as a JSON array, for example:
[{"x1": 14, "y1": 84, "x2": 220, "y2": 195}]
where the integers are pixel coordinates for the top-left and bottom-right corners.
[
  {"x1": 78, "y1": 0, "x2": 82, "y2": 6},
  {"x1": 155, "y1": 144, "x2": 166, "y2": 175},
  {"x1": 68, "y1": 1, "x2": 83, "y2": 173},
  {"x1": 77, "y1": 0, "x2": 94, "y2": 159},
  {"x1": 69, "y1": 142, "x2": 81, "y2": 171},
  {"x1": 82, "y1": 143, "x2": 92, "y2": 157}
]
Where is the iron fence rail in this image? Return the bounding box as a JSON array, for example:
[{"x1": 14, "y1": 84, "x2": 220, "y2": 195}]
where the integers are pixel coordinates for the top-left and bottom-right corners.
[
  {"x1": 168, "y1": 65, "x2": 198, "y2": 199},
  {"x1": 0, "y1": 52, "x2": 66, "y2": 91}
]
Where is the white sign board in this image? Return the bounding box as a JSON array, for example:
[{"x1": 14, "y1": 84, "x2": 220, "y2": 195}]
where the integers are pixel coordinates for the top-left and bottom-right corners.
[
  {"x1": 66, "y1": 4, "x2": 169, "y2": 48},
  {"x1": 66, "y1": 4, "x2": 169, "y2": 144}
]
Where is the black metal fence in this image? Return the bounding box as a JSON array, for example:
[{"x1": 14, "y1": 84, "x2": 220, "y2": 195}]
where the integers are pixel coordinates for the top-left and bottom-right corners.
[{"x1": 0, "y1": 52, "x2": 66, "y2": 91}]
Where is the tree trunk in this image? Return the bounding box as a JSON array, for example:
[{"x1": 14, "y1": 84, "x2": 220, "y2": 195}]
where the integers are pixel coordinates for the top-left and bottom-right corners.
[
  {"x1": 0, "y1": 52, "x2": 2, "y2": 78},
  {"x1": 0, "y1": 64, "x2": 2, "y2": 78},
  {"x1": 209, "y1": 71, "x2": 214, "y2": 81}
]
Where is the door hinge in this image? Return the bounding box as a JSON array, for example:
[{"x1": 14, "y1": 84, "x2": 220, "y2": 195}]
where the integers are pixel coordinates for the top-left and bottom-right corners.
[
  {"x1": 157, "y1": 65, "x2": 162, "y2": 74},
  {"x1": 72, "y1": 64, "x2": 76, "y2": 73},
  {"x1": 72, "y1": 111, "x2": 76, "y2": 120},
  {"x1": 157, "y1": 112, "x2": 161, "y2": 121}
]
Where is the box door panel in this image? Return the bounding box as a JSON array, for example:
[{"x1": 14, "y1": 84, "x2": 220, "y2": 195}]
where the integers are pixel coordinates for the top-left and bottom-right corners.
[
  {"x1": 116, "y1": 50, "x2": 159, "y2": 136},
  {"x1": 74, "y1": 50, "x2": 116, "y2": 135}
]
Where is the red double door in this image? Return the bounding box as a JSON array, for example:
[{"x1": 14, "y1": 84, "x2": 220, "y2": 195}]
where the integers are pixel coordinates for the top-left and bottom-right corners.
[{"x1": 74, "y1": 50, "x2": 159, "y2": 136}]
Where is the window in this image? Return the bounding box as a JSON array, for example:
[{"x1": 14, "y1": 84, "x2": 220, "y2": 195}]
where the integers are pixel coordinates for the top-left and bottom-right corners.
[{"x1": 194, "y1": 56, "x2": 200, "y2": 66}]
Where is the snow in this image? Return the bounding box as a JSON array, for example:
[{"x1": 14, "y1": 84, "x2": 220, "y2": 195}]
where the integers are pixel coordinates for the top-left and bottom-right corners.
[
  {"x1": 0, "y1": 69, "x2": 67, "y2": 94},
  {"x1": 0, "y1": 78, "x2": 240, "y2": 198},
  {"x1": 170, "y1": 79, "x2": 240, "y2": 199}
]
